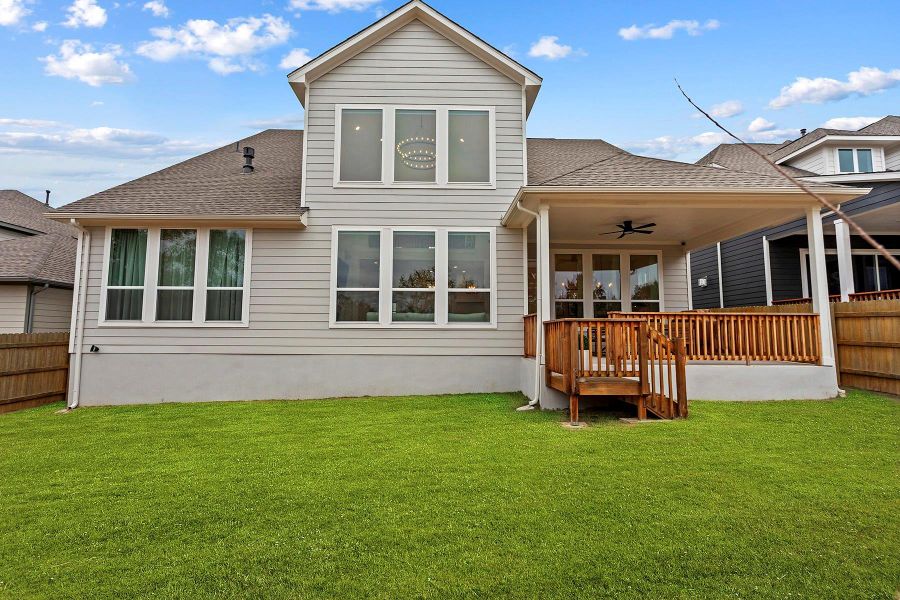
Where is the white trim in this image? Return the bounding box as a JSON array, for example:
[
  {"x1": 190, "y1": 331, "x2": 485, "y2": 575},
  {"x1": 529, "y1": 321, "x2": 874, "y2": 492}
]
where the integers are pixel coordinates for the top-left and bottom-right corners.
[
  {"x1": 333, "y1": 104, "x2": 496, "y2": 190},
  {"x1": 762, "y1": 236, "x2": 773, "y2": 306},
  {"x1": 716, "y1": 242, "x2": 724, "y2": 308},
  {"x1": 685, "y1": 249, "x2": 693, "y2": 311},
  {"x1": 776, "y1": 135, "x2": 900, "y2": 164},
  {"x1": 835, "y1": 147, "x2": 876, "y2": 174},
  {"x1": 801, "y1": 171, "x2": 900, "y2": 183},
  {"x1": 521, "y1": 226, "x2": 528, "y2": 313},
  {"x1": 300, "y1": 85, "x2": 310, "y2": 208},
  {"x1": 68, "y1": 228, "x2": 84, "y2": 353},
  {"x1": 98, "y1": 226, "x2": 251, "y2": 328},
  {"x1": 549, "y1": 248, "x2": 665, "y2": 317},
  {"x1": 329, "y1": 225, "x2": 497, "y2": 329}
]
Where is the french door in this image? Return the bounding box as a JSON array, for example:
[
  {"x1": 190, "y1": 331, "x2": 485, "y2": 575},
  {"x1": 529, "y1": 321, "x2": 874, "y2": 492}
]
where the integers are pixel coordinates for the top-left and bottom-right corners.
[{"x1": 552, "y1": 250, "x2": 662, "y2": 318}]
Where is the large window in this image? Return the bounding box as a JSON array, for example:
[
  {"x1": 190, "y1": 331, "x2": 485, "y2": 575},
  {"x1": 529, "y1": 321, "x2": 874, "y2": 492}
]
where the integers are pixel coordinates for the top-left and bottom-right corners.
[
  {"x1": 552, "y1": 250, "x2": 664, "y2": 317},
  {"x1": 339, "y1": 108, "x2": 383, "y2": 182},
  {"x1": 335, "y1": 105, "x2": 494, "y2": 188},
  {"x1": 802, "y1": 249, "x2": 900, "y2": 296},
  {"x1": 331, "y1": 227, "x2": 495, "y2": 327},
  {"x1": 102, "y1": 227, "x2": 250, "y2": 326},
  {"x1": 837, "y1": 148, "x2": 874, "y2": 173}
]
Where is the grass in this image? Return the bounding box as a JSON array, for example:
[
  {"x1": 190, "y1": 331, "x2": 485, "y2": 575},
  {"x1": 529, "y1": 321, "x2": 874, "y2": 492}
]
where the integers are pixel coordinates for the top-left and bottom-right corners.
[{"x1": 0, "y1": 391, "x2": 898, "y2": 599}]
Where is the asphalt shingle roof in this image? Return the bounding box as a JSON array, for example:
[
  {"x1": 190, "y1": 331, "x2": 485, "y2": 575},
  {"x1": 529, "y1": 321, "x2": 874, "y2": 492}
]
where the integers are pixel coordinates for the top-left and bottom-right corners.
[
  {"x1": 0, "y1": 234, "x2": 77, "y2": 287},
  {"x1": 768, "y1": 115, "x2": 900, "y2": 161},
  {"x1": 695, "y1": 143, "x2": 816, "y2": 178},
  {"x1": 57, "y1": 129, "x2": 304, "y2": 216},
  {"x1": 0, "y1": 190, "x2": 79, "y2": 236}
]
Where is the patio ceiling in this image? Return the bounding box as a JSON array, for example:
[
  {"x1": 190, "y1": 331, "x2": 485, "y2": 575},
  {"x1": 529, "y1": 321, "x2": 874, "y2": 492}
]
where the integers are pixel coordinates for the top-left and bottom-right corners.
[{"x1": 504, "y1": 187, "x2": 870, "y2": 251}]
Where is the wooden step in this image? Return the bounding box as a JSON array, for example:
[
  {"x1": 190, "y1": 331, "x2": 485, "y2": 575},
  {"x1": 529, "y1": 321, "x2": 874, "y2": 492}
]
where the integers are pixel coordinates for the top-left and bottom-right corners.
[{"x1": 575, "y1": 376, "x2": 642, "y2": 396}]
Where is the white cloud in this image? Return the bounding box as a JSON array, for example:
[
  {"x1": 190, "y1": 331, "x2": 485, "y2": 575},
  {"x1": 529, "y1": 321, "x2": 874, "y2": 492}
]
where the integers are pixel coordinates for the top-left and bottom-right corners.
[
  {"x1": 0, "y1": 0, "x2": 30, "y2": 27},
  {"x1": 243, "y1": 115, "x2": 304, "y2": 129},
  {"x1": 821, "y1": 116, "x2": 882, "y2": 130},
  {"x1": 63, "y1": 0, "x2": 108, "y2": 28},
  {"x1": 770, "y1": 66, "x2": 900, "y2": 109},
  {"x1": 90, "y1": 100, "x2": 104, "y2": 106},
  {"x1": 0, "y1": 118, "x2": 60, "y2": 128},
  {"x1": 136, "y1": 14, "x2": 292, "y2": 74},
  {"x1": 706, "y1": 100, "x2": 743, "y2": 118},
  {"x1": 279, "y1": 48, "x2": 312, "y2": 70},
  {"x1": 288, "y1": 0, "x2": 379, "y2": 12},
  {"x1": 41, "y1": 40, "x2": 134, "y2": 86},
  {"x1": 748, "y1": 117, "x2": 776, "y2": 132},
  {"x1": 142, "y1": 0, "x2": 169, "y2": 18},
  {"x1": 528, "y1": 36, "x2": 578, "y2": 60},
  {"x1": 32, "y1": 21, "x2": 48, "y2": 32},
  {"x1": 625, "y1": 124, "x2": 801, "y2": 160},
  {"x1": 618, "y1": 19, "x2": 719, "y2": 41}
]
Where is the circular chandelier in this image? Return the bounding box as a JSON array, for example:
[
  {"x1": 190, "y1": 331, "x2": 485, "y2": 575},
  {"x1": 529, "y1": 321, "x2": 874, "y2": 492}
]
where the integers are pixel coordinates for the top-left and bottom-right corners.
[{"x1": 396, "y1": 136, "x2": 436, "y2": 170}]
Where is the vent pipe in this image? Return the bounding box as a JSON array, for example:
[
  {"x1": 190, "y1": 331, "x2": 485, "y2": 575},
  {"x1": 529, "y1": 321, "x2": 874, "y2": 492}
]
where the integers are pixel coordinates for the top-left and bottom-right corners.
[
  {"x1": 45, "y1": 190, "x2": 51, "y2": 205},
  {"x1": 242, "y1": 146, "x2": 255, "y2": 174},
  {"x1": 800, "y1": 128, "x2": 807, "y2": 136}
]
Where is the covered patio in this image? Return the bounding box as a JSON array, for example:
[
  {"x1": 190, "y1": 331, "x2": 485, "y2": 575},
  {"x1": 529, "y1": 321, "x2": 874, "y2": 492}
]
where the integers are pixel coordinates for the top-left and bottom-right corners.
[{"x1": 504, "y1": 152, "x2": 867, "y2": 416}]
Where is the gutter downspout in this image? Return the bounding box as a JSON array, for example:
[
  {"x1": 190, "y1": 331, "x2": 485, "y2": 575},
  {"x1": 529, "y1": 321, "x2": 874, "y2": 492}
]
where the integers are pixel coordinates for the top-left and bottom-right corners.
[
  {"x1": 25, "y1": 283, "x2": 50, "y2": 333},
  {"x1": 515, "y1": 200, "x2": 542, "y2": 409},
  {"x1": 68, "y1": 222, "x2": 91, "y2": 409}
]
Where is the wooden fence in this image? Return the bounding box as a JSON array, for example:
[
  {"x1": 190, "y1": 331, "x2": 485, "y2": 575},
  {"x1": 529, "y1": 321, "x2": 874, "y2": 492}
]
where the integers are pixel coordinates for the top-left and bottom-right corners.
[
  {"x1": 832, "y1": 300, "x2": 900, "y2": 395},
  {"x1": 0, "y1": 332, "x2": 69, "y2": 414}
]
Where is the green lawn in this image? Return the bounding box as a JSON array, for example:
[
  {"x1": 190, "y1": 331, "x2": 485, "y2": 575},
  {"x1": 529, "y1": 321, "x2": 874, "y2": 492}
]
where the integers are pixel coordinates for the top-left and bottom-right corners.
[{"x1": 1, "y1": 391, "x2": 898, "y2": 599}]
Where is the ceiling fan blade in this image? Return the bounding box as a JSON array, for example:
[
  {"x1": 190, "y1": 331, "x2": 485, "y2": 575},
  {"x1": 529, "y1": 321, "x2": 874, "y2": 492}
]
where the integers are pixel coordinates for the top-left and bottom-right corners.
[
  {"x1": 633, "y1": 229, "x2": 653, "y2": 234},
  {"x1": 617, "y1": 231, "x2": 627, "y2": 239},
  {"x1": 632, "y1": 222, "x2": 657, "y2": 230},
  {"x1": 598, "y1": 230, "x2": 624, "y2": 235}
]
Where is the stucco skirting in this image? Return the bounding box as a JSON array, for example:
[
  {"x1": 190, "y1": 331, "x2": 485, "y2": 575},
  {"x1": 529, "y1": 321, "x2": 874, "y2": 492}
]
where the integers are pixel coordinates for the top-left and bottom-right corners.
[
  {"x1": 75, "y1": 353, "x2": 524, "y2": 406},
  {"x1": 538, "y1": 363, "x2": 839, "y2": 410}
]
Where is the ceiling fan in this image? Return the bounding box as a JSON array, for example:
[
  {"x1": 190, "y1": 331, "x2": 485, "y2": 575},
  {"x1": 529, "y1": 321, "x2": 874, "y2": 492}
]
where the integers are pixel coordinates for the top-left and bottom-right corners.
[{"x1": 598, "y1": 220, "x2": 656, "y2": 239}]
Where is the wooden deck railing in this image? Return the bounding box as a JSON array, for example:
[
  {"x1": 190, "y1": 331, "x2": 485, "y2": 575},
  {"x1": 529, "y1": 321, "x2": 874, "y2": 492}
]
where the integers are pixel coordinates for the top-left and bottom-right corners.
[
  {"x1": 610, "y1": 312, "x2": 821, "y2": 363},
  {"x1": 523, "y1": 313, "x2": 537, "y2": 358},
  {"x1": 773, "y1": 288, "x2": 900, "y2": 305},
  {"x1": 643, "y1": 327, "x2": 688, "y2": 419}
]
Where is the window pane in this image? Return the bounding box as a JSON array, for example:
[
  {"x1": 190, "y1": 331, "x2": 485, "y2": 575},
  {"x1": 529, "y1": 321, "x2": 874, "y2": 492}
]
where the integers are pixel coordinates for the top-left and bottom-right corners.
[
  {"x1": 877, "y1": 255, "x2": 900, "y2": 291},
  {"x1": 394, "y1": 109, "x2": 436, "y2": 183},
  {"x1": 554, "y1": 254, "x2": 583, "y2": 299},
  {"x1": 592, "y1": 255, "x2": 620, "y2": 300},
  {"x1": 340, "y1": 109, "x2": 382, "y2": 182},
  {"x1": 206, "y1": 290, "x2": 243, "y2": 321},
  {"x1": 631, "y1": 301, "x2": 660, "y2": 313},
  {"x1": 555, "y1": 301, "x2": 583, "y2": 319},
  {"x1": 852, "y1": 254, "x2": 878, "y2": 292},
  {"x1": 393, "y1": 232, "x2": 435, "y2": 288},
  {"x1": 448, "y1": 232, "x2": 490, "y2": 288},
  {"x1": 593, "y1": 302, "x2": 622, "y2": 318},
  {"x1": 838, "y1": 149, "x2": 854, "y2": 172},
  {"x1": 392, "y1": 291, "x2": 435, "y2": 322},
  {"x1": 208, "y1": 230, "x2": 245, "y2": 288},
  {"x1": 448, "y1": 292, "x2": 489, "y2": 322},
  {"x1": 337, "y1": 231, "x2": 380, "y2": 288},
  {"x1": 448, "y1": 110, "x2": 489, "y2": 183},
  {"x1": 106, "y1": 289, "x2": 143, "y2": 320},
  {"x1": 630, "y1": 255, "x2": 659, "y2": 300},
  {"x1": 856, "y1": 149, "x2": 873, "y2": 173},
  {"x1": 158, "y1": 229, "x2": 196, "y2": 287},
  {"x1": 336, "y1": 291, "x2": 379, "y2": 322},
  {"x1": 156, "y1": 289, "x2": 193, "y2": 321},
  {"x1": 108, "y1": 229, "x2": 147, "y2": 286}
]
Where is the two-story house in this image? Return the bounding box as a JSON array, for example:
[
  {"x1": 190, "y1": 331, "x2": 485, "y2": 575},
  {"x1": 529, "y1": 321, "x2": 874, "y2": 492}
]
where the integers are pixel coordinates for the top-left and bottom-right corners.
[
  {"x1": 692, "y1": 116, "x2": 900, "y2": 307},
  {"x1": 50, "y1": 1, "x2": 866, "y2": 412}
]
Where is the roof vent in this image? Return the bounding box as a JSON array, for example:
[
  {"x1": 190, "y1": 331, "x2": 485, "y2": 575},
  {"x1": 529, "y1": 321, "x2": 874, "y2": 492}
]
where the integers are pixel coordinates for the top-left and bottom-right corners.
[
  {"x1": 800, "y1": 128, "x2": 807, "y2": 136},
  {"x1": 242, "y1": 146, "x2": 255, "y2": 174},
  {"x1": 45, "y1": 190, "x2": 51, "y2": 205}
]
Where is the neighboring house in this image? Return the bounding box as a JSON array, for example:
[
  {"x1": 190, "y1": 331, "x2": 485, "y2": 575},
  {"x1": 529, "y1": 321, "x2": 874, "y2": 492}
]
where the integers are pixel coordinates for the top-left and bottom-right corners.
[
  {"x1": 691, "y1": 117, "x2": 900, "y2": 307},
  {"x1": 51, "y1": 1, "x2": 866, "y2": 409},
  {"x1": 0, "y1": 190, "x2": 78, "y2": 333}
]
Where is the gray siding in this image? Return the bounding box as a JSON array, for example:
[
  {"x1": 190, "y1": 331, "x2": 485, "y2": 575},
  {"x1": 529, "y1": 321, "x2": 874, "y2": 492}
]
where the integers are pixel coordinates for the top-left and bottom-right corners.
[
  {"x1": 0, "y1": 284, "x2": 27, "y2": 333},
  {"x1": 76, "y1": 19, "x2": 527, "y2": 357},
  {"x1": 30, "y1": 287, "x2": 72, "y2": 332},
  {"x1": 689, "y1": 246, "x2": 720, "y2": 309}
]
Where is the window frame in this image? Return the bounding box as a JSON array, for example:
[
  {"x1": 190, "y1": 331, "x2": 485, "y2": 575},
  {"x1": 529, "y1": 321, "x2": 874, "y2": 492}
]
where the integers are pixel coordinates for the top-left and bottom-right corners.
[
  {"x1": 98, "y1": 226, "x2": 252, "y2": 328},
  {"x1": 799, "y1": 247, "x2": 900, "y2": 296},
  {"x1": 155, "y1": 228, "x2": 199, "y2": 322},
  {"x1": 329, "y1": 225, "x2": 497, "y2": 329},
  {"x1": 333, "y1": 104, "x2": 496, "y2": 190},
  {"x1": 550, "y1": 248, "x2": 666, "y2": 318},
  {"x1": 836, "y1": 147, "x2": 877, "y2": 173}
]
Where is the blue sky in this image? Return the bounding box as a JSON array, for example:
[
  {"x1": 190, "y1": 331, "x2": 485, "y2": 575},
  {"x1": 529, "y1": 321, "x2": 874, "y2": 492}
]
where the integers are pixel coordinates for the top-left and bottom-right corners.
[{"x1": 2, "y1": 0, "x2": 899, "y2": 206}]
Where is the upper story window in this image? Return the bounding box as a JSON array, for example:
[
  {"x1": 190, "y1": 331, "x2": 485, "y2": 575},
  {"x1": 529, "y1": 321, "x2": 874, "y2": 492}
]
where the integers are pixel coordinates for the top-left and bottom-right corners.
[
  {"x1": 837, "y1": 148, "x2": 874, "y2": 173},
  {"x1": 101, "y1": 227, "x2": 251, "y2": 327},
  {"x1": 335, "y1": 105, "x2": 495, "y2": 189}
]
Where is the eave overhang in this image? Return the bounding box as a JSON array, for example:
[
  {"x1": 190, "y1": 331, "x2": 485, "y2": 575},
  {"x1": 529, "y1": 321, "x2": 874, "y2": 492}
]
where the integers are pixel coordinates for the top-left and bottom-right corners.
[{"x1": 45, "y1": 212, "x2": 308, "y2": 229}]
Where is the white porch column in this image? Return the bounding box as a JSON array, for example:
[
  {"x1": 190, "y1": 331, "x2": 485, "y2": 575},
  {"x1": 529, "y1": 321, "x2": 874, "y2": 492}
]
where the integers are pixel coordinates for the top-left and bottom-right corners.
[
  {"x1": 538, "y1": 204, "x2": 551, "y2": 327},
  {"x1": 834, "y1": 219, "x2": 855, "y2": 302},
  {"x1": 806, "y1": 207, "x2": 835, "y2": 366}
]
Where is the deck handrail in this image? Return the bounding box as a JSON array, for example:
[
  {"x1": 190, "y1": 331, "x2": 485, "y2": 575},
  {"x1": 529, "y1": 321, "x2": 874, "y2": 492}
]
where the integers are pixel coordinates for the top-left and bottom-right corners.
[
  {"x1": 609, "y1": 311, "x2": 821, "y2": 364},
  {"x1": 773, "y1": 288, "x2": 900, "y2": 305}
]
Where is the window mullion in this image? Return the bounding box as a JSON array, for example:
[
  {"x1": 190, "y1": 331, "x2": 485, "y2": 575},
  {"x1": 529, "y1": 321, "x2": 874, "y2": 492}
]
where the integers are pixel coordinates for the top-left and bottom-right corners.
[
  {"x1": 437, "y1": 108, "x2": 448, "y2": 185},
  {"x1": 384, "y1": 109, "x2": 395, "y2": 185},
  {"x1": 145, "y1": 228, "x2": 160, "y2": 323},
  {"x1": 622, "y1": 253, "x2": 632, "y2": 312},
  {"x1": 436, "y1": 228, "x2": 448, "y2": 325},
  {"x1": 195, "y1": 228, "x2": 209, "y2": 324},
  {"x1": 380, "y1": 228, "x2": 392, "y2": 325}
]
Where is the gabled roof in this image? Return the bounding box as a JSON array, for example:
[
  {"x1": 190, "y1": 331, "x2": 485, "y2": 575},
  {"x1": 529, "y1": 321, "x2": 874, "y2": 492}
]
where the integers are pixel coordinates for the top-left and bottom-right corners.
[
  {"x1": 287, "y1": 0, "x2": 542, "y2": 115},
  {"x1": 695, "y1": 143, "x2": 816, "y2": 178},
  {"x1": 528, "y1": 138, "x2": 845, "y2": 190},
  {"x1": 0, "y1": 234, "x2": 77, "y2": 287},
  {"x1": 0, "y1": 190, "x2": 78, "y2": 237},
  {"x1": 52, "y1": 129, "x2": 306, "y2": 223},
  {"x1": 771, "y1": 115, "x2": 900, "y2": 162}
]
